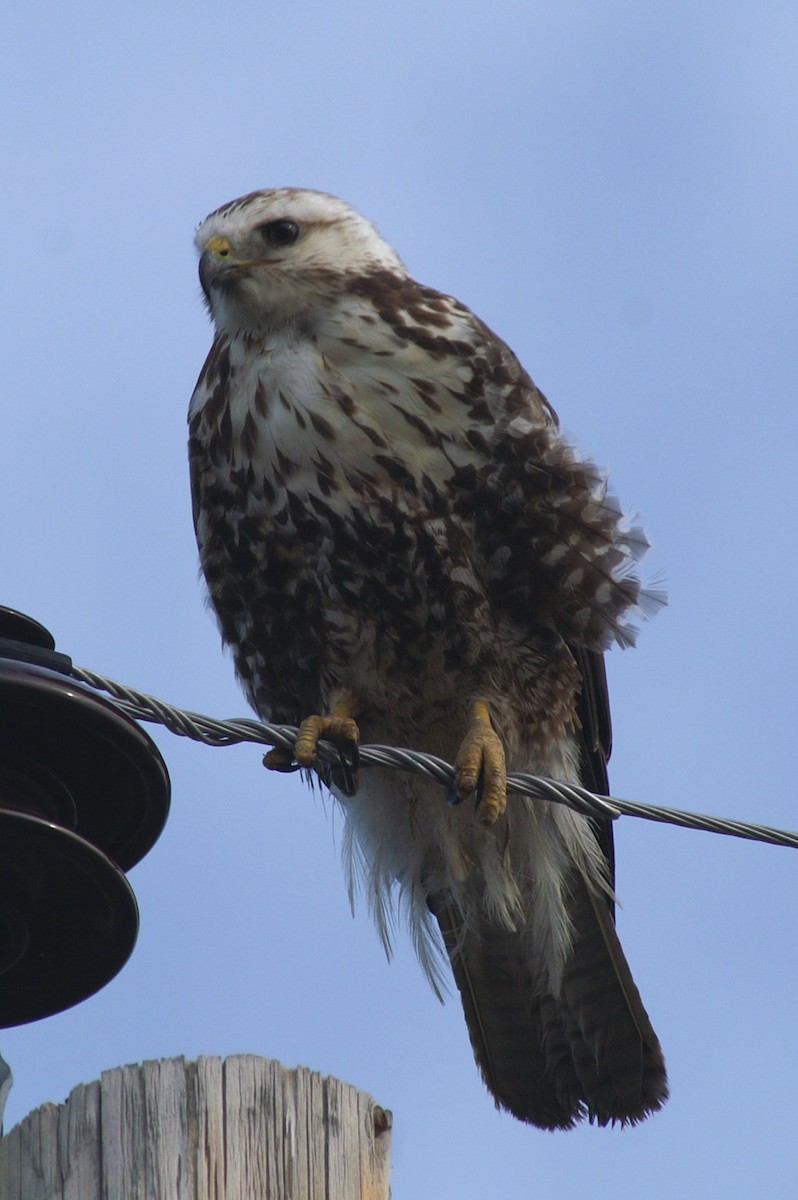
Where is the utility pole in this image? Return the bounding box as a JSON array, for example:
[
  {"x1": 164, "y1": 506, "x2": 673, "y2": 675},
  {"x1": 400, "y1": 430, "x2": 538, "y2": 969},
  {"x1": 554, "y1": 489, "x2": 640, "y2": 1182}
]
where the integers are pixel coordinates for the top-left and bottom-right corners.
[{"x1": 0, "y1": 1054, "x2": 392, "y2": 1199}]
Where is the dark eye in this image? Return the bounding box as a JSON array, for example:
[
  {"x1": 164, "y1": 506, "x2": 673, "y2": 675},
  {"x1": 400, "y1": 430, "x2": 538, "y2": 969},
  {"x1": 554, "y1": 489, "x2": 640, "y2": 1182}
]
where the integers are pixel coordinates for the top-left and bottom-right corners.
[{"x1": 258, "y1": 218, "x2": 301, "y2": 247}]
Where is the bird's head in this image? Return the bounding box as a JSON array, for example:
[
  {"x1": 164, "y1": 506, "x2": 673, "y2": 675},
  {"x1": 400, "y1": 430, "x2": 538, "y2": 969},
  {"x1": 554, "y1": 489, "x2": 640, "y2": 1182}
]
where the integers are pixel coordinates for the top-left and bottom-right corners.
[{"x1": 195, "y1": 188, "x2": 406, "y2": 335}]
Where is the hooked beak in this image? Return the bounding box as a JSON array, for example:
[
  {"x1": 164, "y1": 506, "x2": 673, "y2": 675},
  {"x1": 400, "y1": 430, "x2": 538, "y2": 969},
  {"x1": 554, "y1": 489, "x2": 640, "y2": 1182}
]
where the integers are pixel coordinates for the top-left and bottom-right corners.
[{"x1": 199, "y1": 235, "x2": 241, "y2": 298}]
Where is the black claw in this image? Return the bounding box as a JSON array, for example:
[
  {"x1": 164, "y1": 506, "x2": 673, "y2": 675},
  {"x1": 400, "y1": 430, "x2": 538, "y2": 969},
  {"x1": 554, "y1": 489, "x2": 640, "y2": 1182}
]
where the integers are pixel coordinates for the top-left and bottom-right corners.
[
  {"x1": 447, "y1": 786, "x2": 463, "y2": 806},
  {"x1": 333, "y1": 734, "x2": 359, "y2": 795},
  {"x1": 335, "y1": 752, "x2": 359, "y2": 797}
]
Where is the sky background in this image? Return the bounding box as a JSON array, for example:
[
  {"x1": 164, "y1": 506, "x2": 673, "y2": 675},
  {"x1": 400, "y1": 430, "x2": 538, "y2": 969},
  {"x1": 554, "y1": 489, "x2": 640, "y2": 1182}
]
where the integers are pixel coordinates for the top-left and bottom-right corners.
[{"x1": 2, "y1": 1, "x2": 798, "y2": 1195}]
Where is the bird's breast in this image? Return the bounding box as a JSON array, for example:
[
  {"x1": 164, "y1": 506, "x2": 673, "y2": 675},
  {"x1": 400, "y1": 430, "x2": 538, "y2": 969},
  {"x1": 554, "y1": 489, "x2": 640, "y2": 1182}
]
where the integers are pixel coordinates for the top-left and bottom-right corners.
[{"x1": 193, "y1": 330, "x2": 487, "y2": 527}]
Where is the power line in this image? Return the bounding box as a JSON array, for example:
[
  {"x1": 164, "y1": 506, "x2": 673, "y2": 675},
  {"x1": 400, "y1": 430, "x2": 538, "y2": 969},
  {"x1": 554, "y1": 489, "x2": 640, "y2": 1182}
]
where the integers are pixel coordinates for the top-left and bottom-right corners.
[{"x1": 71, "y1": 663, "x2": 798, "y2": 852}]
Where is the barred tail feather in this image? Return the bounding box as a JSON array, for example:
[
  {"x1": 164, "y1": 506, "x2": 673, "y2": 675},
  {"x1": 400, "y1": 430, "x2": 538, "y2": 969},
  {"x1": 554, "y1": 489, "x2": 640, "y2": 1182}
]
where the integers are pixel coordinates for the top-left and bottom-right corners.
[{"x1": 429, "y1": 868, "x2": 667, "y2": 1129}]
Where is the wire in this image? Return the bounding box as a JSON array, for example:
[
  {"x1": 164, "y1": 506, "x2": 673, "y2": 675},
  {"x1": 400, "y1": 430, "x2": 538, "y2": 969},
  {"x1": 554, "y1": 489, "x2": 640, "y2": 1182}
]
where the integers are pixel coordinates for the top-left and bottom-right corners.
[{"x1": 71, "y1": 663, "x2": 798, "y2": 852}]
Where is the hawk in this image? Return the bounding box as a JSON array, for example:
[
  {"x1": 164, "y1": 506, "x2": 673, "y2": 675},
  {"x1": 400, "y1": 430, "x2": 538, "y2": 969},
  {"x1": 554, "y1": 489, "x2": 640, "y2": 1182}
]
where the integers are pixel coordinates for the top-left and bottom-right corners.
[{"x1": 188, "y1": 188, "x2": 668, "y2": 1128}]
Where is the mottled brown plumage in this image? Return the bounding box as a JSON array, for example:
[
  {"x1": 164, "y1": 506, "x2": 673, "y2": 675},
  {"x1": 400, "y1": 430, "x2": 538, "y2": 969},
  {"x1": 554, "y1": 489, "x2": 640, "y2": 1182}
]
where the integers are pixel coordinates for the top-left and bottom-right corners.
[{"x1": 188, "y1": 187, "x2": 667, "y2": 1127}]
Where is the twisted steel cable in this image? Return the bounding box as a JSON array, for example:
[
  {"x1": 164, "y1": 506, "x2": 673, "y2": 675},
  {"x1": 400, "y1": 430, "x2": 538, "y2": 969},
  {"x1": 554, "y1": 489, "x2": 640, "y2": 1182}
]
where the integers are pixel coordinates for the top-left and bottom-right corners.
[{"x1": 71, "y1": 664, "x2": 798, "y2": 851}]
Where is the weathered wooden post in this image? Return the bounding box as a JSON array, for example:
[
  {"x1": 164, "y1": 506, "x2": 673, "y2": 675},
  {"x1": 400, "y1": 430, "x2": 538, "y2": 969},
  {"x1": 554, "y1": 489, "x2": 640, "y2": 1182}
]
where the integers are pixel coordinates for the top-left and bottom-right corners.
[{"x1": 0, "y1": 1054, "x2": 392, "y2": 1199}]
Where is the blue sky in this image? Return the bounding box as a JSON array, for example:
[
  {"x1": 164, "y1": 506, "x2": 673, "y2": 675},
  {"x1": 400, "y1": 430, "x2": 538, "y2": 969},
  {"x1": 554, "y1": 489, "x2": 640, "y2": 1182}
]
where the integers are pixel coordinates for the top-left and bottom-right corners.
[{"x1": 2, "y1": 2, "x2": 797, "y2": 1195}]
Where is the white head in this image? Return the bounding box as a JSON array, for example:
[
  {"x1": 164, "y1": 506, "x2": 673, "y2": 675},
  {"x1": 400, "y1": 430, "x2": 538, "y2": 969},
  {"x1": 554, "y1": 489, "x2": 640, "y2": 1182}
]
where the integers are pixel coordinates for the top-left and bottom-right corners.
[{"x1": 195, "y1": 188, "x2": 406, "y2": 335}]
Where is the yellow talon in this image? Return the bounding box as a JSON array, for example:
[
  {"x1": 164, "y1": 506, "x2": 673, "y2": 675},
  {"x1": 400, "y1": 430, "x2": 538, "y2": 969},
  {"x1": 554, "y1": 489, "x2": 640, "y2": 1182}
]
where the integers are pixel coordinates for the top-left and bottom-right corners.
[
  {"x1": 294, "y1": 713, "x2": 360, "y2": 767},
  {"x1": 454, "y1": 698, "x2": 507, "y2": 826},
  {"x1": 264, "y1": 690, "x2": 362, "y2": 795},
  {"x1": 263, "y1": 747, "x2": 298, "y2": 772}
]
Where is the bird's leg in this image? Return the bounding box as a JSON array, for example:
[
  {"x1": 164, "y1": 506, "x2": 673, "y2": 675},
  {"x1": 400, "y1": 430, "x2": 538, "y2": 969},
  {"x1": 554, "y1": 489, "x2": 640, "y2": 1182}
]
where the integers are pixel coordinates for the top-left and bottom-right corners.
[
  {"x1": 453, "y1": 698, "x2": 507, "y2": 826},
  {"x1": 264, "y1": 688, "x2": 361, "y2": 793}
]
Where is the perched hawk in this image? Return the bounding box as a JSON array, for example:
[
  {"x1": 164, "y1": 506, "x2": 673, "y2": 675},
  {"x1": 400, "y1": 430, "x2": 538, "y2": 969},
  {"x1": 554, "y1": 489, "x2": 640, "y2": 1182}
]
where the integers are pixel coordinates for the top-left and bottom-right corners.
[{"x1": 188, "y1": 188, "x2": 667, "y2": 1128}]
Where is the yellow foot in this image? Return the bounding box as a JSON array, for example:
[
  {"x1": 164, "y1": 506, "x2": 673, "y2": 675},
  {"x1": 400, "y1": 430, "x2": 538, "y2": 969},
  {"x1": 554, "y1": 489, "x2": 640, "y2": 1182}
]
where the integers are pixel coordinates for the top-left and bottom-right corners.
[
  {"x1": 294, "y1": 713, "x2": 360, "y2": 771},
  {"x1": 263, "y1": 747, "x2": 298, "y2": 773},
  {"x1": 264, "y1": 691, "x2": 361, "y2": 796},
  {"x1": 453, "y1": 699, "x2": 507, "y2": 826}
]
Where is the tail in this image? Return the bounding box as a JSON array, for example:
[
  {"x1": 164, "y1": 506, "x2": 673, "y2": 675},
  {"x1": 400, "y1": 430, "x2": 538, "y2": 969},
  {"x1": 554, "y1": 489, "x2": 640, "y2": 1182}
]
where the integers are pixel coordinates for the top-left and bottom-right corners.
[{"x1": 428, "y1": 867, "x2": 668, "y2": 1129}]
